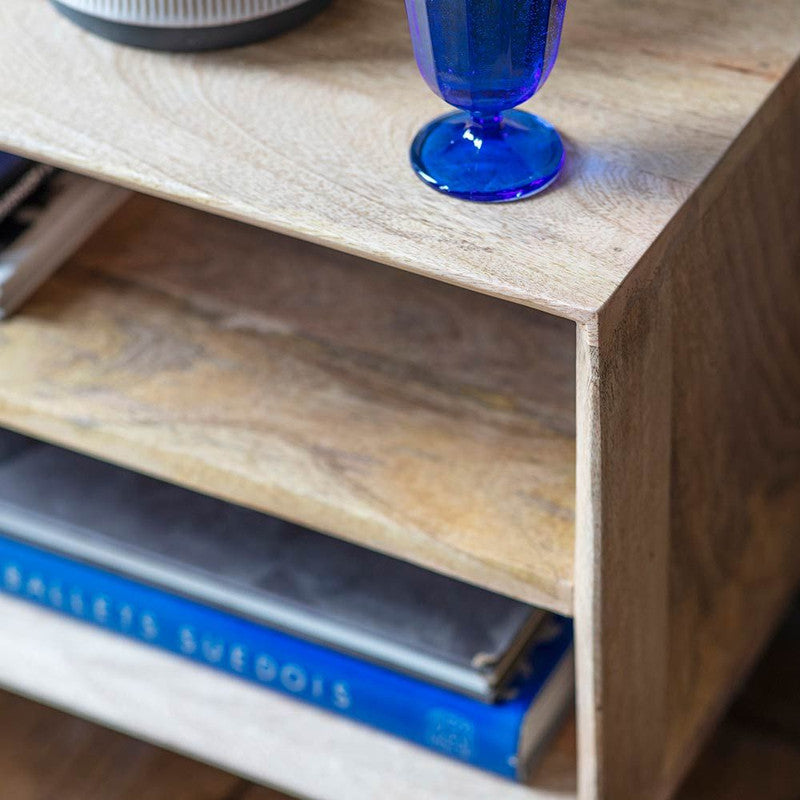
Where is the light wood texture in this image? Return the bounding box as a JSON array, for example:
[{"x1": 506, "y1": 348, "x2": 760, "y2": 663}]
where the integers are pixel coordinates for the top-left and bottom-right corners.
[
  {"x1": 661, "y1": 61, "x2": 800, "y2": 796},
  {"x1": 0, "y1": 193, "x2": 576, "y2": 611},
  {"x1": 4, "y1": 597, "x2": 800, "y2": 800},
  {"x1": 574, "y1": 57, "x2": 800, "y2": 800},
  {"x1": 574, "y1": 263, "x2": 672, "y2": 800},
  {"x1": 6, "y1": 680, "x2": 800, "y2": 800},
  {"x1": 0, "y1": 594, "x2": 577, "y2": 800},
  {"x1": 0, "y1": 0, "x2": 797, "y2": 795},
  {"x1": 0, "y1": 0, "x2": 798, "y2": 319}
]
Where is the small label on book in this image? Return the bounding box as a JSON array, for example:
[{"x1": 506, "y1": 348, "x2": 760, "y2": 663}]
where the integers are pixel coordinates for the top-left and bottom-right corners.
[{"x1": 424, "y1": 708, "x2": 475, "y2": 759}]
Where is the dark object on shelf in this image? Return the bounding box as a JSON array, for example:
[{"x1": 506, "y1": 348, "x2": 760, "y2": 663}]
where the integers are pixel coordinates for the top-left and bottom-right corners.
[
  {"x1": 0, "y1": 154, "x2": 128, "y2": 319},
  {"x1": 50, "y1": 0, "x2": 331, "y2": 52},
  {"x1": 0, "y1": 428, "x2": 545, "y2": 701},
  {"x1": 0, "y1": 153, "x2": 52, "y2": 229}
]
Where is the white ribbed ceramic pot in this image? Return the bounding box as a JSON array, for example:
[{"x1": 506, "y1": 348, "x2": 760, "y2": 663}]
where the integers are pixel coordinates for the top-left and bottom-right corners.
[{"x1": 51, "y1": 0, "x2": 331, "y2": 51}]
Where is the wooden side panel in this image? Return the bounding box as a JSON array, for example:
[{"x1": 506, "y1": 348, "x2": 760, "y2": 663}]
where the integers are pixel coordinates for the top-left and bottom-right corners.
[
  {"x1": 575, "y1": 258, "x2": 673, "y2": 800},
  {"x1": 663, "y1": 60, "x2": 800, "y2": 788},
  {"x1": 575, "y1": 60, "x2": 800, "y2": 800}
]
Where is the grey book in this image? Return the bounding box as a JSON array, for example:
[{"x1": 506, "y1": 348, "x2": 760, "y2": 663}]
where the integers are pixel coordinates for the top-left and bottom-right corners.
[{"x1": 0, "y1": 428, "x2": 544, "y2": 700}]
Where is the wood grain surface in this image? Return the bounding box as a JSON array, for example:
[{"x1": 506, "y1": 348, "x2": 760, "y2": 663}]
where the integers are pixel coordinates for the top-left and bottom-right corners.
[
  {"x1": 0, "y1": 0, "x2": 798, "y2": 318},
  {"x1": 573, "y1": 56, "x2": 800, "y2": 800},
  {"x1": 0, "y1": 194, "x2": 576, "y2": 611},
  {"x1": 662, "y1": 58, "x2": 800, "y2": 794},
  {"x1": 574, "y1": 259, "x2": 673, "y2": 800},
  {"x1": 2, "y1": 598, "x2": 800, "y2": 800},
  {"x1": 0, "y1": 594, "x2": 577, "y2": 800}
]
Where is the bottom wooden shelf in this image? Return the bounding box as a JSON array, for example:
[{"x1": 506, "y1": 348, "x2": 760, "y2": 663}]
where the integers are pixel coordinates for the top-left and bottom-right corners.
[
  {"x1": 5, "y1": 604, "x2": 800, "y2": 800},
  {"x1": 0, "y1": 594, "x2": 577, "y2": 800}
]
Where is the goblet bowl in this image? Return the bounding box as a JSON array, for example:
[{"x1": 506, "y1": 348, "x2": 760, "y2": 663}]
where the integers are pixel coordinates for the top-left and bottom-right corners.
[{"x1": 405, "y1": 0, "x2": 567, "y2": 202}]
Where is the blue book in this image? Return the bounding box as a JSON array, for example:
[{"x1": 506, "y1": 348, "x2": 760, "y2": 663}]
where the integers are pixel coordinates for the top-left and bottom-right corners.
[
  {"x1": 0, "y1": 533, "x2": 572, "y2": 779},
  {"x1": 0, "y1": 432, "x2": 549, "y2": 702},
  {"x1": 0, "y1": 429, "x2": 573, "y2": 779}
]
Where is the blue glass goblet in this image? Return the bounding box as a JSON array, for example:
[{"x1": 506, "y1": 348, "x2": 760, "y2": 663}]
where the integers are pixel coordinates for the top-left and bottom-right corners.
[{"x1": 405, "y1": 0, "x2": 567, "y2": 202}]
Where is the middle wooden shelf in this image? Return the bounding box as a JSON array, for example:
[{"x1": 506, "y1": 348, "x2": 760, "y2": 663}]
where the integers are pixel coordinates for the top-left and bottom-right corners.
[{"x1": 0, "y1": 192, "x2": 576, "y2": 613}]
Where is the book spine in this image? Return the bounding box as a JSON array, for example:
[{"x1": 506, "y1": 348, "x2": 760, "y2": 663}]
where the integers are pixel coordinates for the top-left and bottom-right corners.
[{"x1": 0, "y1": 532, "x2": 526, "y2": 778}]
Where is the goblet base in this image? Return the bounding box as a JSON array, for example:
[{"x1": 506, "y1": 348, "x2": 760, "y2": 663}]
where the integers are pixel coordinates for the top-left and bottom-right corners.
[{"x1": 410, "y1": 109, "x2": 564, "y2": 203}]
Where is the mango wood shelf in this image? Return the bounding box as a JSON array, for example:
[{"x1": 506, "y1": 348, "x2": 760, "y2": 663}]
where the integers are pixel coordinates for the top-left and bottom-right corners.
[
  {"x1": 0, "y1": 0, "x2": 794, "y2": 322},
  {"x1": 0, "y1": 0, "x2": 799, "y2": 800},
  {"x1": 0, "y1": 595, "x2": 576, "y2": 800},
  {"x1": 0, "y1": 195, "x2": 576, "y2": 612}
]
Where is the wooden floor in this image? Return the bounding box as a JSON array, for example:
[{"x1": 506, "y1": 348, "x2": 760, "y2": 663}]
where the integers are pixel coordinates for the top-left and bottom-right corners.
[{"x1": 1, "y1": 599, "x2": 799, "y2": 800}]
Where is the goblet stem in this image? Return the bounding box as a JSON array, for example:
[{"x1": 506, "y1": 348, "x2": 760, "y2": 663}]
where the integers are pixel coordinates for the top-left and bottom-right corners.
[
  {"x1": 470, "y1": 111, "x2": 503, "y2": 133},
  {"x1": 469, "y1": 113, "x2": 505, "y2": 138}
]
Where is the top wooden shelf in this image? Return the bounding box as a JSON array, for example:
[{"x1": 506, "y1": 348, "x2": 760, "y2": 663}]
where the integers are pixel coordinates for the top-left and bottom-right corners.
[{"x1": 1, "y1": 0, "x2": 797, "y2": 320}]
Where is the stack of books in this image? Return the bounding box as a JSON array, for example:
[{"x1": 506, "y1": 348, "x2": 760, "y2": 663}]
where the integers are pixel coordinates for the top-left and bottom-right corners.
[{"x1": 0, "y1": 426, "x2": 573, "y2": 780}]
